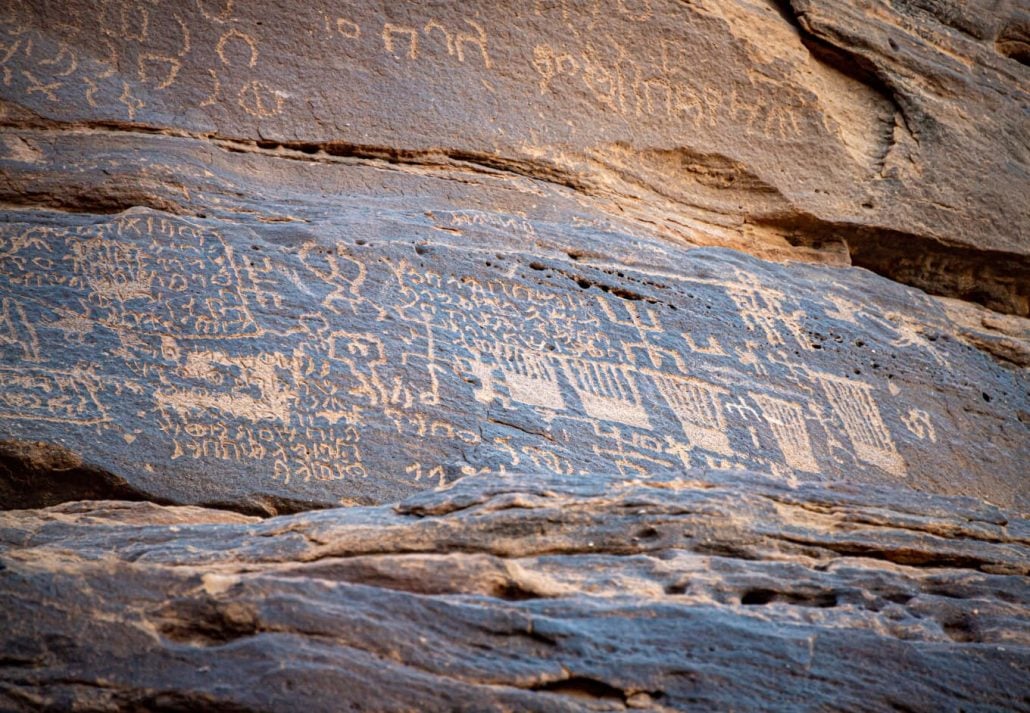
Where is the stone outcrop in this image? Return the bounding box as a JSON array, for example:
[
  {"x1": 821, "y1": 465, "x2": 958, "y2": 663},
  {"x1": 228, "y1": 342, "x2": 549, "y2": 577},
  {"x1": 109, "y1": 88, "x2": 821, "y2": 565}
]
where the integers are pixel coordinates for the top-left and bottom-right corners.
[
  {"x1": 2, "y1": 0, "x2": 1028, "y2": 313},
  {"x1": 0, "y1": 0, "x2": 1027, "y2": 709},
  {"x1": 1, "y1": 471, "x2": 1028, "y2": 711},
  {"x1": 0, "y1": 0, "x2": 1028, "y2": 515}
]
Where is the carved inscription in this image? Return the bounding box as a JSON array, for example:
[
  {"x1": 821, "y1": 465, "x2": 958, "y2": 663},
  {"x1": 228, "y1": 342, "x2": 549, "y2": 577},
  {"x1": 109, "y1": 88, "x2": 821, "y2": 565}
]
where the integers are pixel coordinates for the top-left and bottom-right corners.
[
  {"x1": 0, "y1": 201, "x2": 943, "y2": 494},
  {"x1": 531, "y1": 36, "x2": 805, "y2": 139},
  {"x1": 0, "y1": 0, "x2": 814, "y2": 140}
]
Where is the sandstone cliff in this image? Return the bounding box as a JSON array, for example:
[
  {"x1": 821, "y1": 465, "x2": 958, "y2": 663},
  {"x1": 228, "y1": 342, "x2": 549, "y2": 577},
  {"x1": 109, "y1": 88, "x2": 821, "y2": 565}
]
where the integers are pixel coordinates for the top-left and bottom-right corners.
[{"x1": 0, "y1": 0, "x2": 1027, "y2": 710}]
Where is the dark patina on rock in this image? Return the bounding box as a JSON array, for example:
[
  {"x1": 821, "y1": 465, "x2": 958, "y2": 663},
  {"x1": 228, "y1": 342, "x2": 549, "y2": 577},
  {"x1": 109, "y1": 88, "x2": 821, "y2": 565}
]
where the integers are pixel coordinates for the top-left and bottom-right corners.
[
  {"x1": 1, "y1": 0, "x2": 1028, "y2": 313},
  {"x1": 0, "y1": 196, "x2": 1026, "y2": 512}
]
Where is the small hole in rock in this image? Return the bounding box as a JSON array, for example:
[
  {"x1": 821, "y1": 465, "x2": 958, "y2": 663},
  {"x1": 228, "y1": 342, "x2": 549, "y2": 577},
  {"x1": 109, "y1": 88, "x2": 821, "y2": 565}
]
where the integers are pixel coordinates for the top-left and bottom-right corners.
[{"x1": 741, "y1": 589, "x2": 777, "y2": 605}]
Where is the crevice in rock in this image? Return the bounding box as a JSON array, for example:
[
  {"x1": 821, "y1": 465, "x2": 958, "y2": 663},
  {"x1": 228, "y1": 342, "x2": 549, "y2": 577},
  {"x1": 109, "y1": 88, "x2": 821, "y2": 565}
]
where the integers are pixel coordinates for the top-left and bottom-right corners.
[
  {"x1": 996, "y1": 19, "x2": 1030, "y2": 66},
  {"x1": 740, "y1": 587, "x2": 839, "y2": 608},
  {"x1": 771, "y1": 0, "x2": 903, "y2": 115},
  {"x1": 529, "y1": 676, "x2": 630, "y2": 702},
  {"x1": 486, "y1": 415, "x2": 554, "y2": 442},
  {"x1": 119, "y1": 692, "x2": 255, "y2": 713},
  {"x1": 760, "y1": 213, "x2": 1030, "y2": 317},
  {"x1": 0, "y1": 190, "x2": 190, "y2": 218},
  {"x1": 774, "y1": 534, "x2": 1004, "y2": 573},
  {"x1": 0, "y1": 440, "x2": 164, "y2": 511},
  {"x1": 199, "y1": 494, "x2": 335, "y2": 519},
  {"x1": 0, "y1": 440, "x2": 292, "y2": 518}
]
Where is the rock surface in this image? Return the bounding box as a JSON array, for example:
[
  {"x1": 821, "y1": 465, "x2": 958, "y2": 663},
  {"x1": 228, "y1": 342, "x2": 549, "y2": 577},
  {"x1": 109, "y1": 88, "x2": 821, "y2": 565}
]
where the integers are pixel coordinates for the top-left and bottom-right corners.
[
  {"x1": 1, "y1": 471, "x2": 1028, "y2": 711},
  {"x1": 0, "y1": 0, "x2": 1028, "y2": 512},
  {"x1": 0, "y1": 0, "x2": 1028, "y2": 709},
  {"x1": 1, "y1": 0, "x2": 1028, "y2": 313},
  {"x1": 0, "y1": 179, "x2": 1027, "y2": 512}
]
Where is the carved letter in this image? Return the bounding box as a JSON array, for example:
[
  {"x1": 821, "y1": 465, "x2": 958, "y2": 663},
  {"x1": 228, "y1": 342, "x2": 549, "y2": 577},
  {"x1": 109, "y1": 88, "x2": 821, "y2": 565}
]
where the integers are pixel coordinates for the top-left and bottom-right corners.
[{"x1": 383, "y1": 23, "x2": 418, "y2": 60}]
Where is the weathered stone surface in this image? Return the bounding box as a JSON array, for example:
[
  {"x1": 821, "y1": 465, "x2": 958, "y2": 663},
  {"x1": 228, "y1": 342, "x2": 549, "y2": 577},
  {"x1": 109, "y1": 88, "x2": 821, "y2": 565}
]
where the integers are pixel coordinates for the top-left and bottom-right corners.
[
  {"x1": 1, "y1": 0, "x2": 1028, "y2": 313},
  {"x1": 1, "y1": 471, "x2": 1028, "y2": 711},
  {"x1": 1, "y1": 1, "x2": 1028, "y2": 515},
  {"x1": 0, "y1": 175, "x2": 1027, "y2": 511},
  {"x1": 1, "y1": 0, "x2": 1028, "y2": 707}
]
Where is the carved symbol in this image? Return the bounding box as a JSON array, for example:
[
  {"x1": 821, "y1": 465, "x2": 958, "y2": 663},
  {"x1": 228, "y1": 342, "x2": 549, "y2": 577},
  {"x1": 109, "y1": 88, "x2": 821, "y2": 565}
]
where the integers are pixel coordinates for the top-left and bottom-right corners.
[
  {"x1": 237, "y1": 79, "x2": 285, "y2": 117},
  {"x1": 561, "y1": 358, "x2": 650, "y2": 429},
  {"x1": 902, "y1": 408, "x2": 937, "y2": 443},
  {"x1": 383, "y1": 23, "x2": 418, "y2": 59},
  {"x1": 0, "y1": 297, "x2": 40, "y2": 361},
  {"x1": 752, "y1": 393, "x2": 819, "y2": 472},
  {"x1": 337, "y1": 18, "x2": 361, "y2": 39},
  {"x1": 817, "y1": 372, "x2": 906, "y2": 476},
  {"x1": 118, "y1": 81, "x2": 144, "y2": 119},
  {"x1": 651, "y1": 373, "x2": 732, "y2": 456},
  {"x1": 455, "y1": 19, "x2": 491, "y2": 68},
  {"x1": 216, "y1": 28, "x2": 258, "y2": 67},
  {"x1": 197, "y1": 0, "x2": 235, "y2": 24},
  {"x1": 22, "y1": 70, "x2": 60, "y2": 100},
  {"x1": 0, "y1": 366, "x2": 109, "y2": 425},
  {"x1": 423, "y1": 20, "x2": 454, "y2": 55},
  {"x1": 138, "y1": 54, "x2": 181, "y2": 90}
]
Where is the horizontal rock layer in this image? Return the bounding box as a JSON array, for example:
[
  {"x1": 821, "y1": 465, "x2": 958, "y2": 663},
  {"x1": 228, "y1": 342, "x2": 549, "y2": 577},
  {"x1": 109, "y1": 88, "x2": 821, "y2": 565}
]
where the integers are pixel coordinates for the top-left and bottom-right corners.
[
  {"x1": 7, "y1": 104, "x2": 1030, "y2": 521},
  {"x1": 1, "y1": 1, "x2": 1028, "y2": 708},
  {"x1": 1, "y1": 471, "x2": 1028, "y2": 711},
  {"x1": 1, "y1": 0, "x2": 1028, "y2": 313},
  {"x1": 0, "y1": 168, "x2": 1026, "y2": 511}
]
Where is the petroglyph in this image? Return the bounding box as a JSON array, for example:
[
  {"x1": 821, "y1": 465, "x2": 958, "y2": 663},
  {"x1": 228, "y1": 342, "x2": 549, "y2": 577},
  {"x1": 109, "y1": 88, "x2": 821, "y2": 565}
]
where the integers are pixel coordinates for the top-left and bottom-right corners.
[
  {"x1": 530, "y1": 37, "x2": 808, "y2": 139},
  {"x1": 752, "y1": 393, "x2": 819, "y2": 473},
  {"x1": 216, "y1": 28, "x2": 258, "y2": 68},
  {"x1": 423, "y1": 20, "x2": 454, "y2": 56},
  {"x1": 0, "y1": 297, "x2": 40, "y2": 362},
  {"x1": 902, "y1": 408, "x2": 937, "y2": 443},
  {"x1": 0, "y1": 366, "x2": 109, "y2": 425},
  {"x1": 499, "y1": 347, "x2": 565, "y2": 411},
  {"x1": 237, "y1": 79, "x2": 286, "y2": 117},
  {"x1": 723, "y1": 272, "x2": 809, "y2": 350},
  {"x1": 366, "y1": 17, "x2": 495, "y2": 68},
  {"x1": 651, "y1": 373, "x2": 732, "y2": 456},
  {"x1": 454, "y1": 20, "x2": 491, "y2": 69},
  {"x1": 816, "y1": 372, "x2": 906, "y2": 477},
  {"x1": 138, "y1": 53, "x2": 181, "y2": 90},
  {"x1": 0, "y1": 199, "x2": 973, "y2": 501},
  {"x1": 336, "y1": 18, "x2": 361, "y2": 40},
  {"x1": 561, "y1": 358, "x2": 651, "y2": 429},
  {"x1": 383, "y1": 23, "x2": 419, "y2": 60}
]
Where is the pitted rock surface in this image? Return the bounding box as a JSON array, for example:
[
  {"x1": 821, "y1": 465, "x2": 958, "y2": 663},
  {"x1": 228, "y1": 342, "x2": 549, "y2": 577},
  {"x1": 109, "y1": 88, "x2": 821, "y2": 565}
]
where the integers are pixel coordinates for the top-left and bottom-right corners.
[
  {"x1": 1, "y1": 471, "x2": 1028, "y2": 711},
  {"x1": 0, "y1": 189, "x2": 1025, "y2": 512},
  {"x1": 0, "y1": 0, "x2": 1027, "y2": 513},
  {"x1": 0, "y1": 1, "x2": 1028, "y2": 709}
]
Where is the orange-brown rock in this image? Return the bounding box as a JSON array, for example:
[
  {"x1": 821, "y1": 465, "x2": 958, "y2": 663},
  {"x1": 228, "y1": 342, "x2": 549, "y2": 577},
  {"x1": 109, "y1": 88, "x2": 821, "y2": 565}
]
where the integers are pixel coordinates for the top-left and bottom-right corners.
[{"x1": 0, "y1": 0, "x2": 1027, "y2": 709}]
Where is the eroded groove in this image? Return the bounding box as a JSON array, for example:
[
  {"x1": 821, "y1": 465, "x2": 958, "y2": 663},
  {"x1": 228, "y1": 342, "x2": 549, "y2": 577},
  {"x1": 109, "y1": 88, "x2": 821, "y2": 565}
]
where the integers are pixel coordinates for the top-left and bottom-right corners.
[
  {"x1": 0, "y1": 440, "x2": 160, "y2": 511},
  {"x1": 1, "y1": 116, "x2": 1027, "y2": 316},
  {"x1": 761, "y1": 213, "x2": 1030, "y2": 316},
  {"x1": 0, "y1": 440, "x2": 292, "y2": 517}
]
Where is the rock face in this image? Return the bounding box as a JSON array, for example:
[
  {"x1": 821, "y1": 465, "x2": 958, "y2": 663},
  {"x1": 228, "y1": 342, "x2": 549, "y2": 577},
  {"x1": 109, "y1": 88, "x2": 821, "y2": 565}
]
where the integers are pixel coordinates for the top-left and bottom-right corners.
[
  {"x1": 0, "y1": 0, "x2": 1028, "y2": 709},
  {"x1": 0, "y1": 0, "x2": 1028, "y2": 514},
  {"x1": 0, "y1": 174, "x2": 1027, "y2": 512},
  {"x1": 2, "y1": 471, "x2": 1029, "y2": 711},
  {"x1": 2, "y1": 1, "x2": 1030, "y2": 311},
  {"x1": 2, "y1": 0, "x2": 1028, "y2": 313}
]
